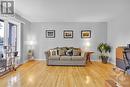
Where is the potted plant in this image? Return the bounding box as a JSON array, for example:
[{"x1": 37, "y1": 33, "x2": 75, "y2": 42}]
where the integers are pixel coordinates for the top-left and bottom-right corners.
[{"x1": 97, "y1": 43, "x2": 111, "y2": 63}]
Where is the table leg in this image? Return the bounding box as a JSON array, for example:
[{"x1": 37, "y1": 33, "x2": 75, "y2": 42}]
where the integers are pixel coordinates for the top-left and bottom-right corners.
[{"x1": 87, "y1": 54, "x2": 92, "y2": 64}]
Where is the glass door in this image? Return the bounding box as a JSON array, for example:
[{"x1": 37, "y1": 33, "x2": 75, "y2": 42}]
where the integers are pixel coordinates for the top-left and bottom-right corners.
[
  {"x1": 8, "y1": 22, "x2": 20, "y2": 68},
  {"x1": 0, "y1": 19, "x2": 21, "y2": 73},
  {"x1": 8, "y1": 22, "x2": 17, "y2": 52},
  {"x1": 0, "y1": 19, "x2": 4, "y2": 57}
]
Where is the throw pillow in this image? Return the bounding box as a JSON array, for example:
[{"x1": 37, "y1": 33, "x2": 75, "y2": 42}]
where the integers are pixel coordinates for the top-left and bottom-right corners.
[
  {"x1": 58, "y1": 49, "x2": 65, "y2": 56},
  {"x1": 66, "y1": 49, "x2": 73, "y2": 56},
  {"x1": 50, "y1": 49, "x2": 57, "y2": 56},
  {"x1": 73, "y1": 49, "x2": 81, "y2": 56}
]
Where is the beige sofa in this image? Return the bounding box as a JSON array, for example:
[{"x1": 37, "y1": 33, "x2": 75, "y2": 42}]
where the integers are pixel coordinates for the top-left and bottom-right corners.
[{"x1": 45, "y1": 47, "x2": 87, "y2": 66}]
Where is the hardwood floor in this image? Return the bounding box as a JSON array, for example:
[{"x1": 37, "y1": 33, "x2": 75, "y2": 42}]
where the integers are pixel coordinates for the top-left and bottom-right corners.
[{"x1": 0, "y1": 60, "x2": 115, "y2": 87}]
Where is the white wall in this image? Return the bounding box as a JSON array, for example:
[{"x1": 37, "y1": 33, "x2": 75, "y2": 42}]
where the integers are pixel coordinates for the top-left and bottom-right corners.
[
  {"x1": 107, "y1": 7, "x2": 130, "y2": 64},
  {"x1": 31, "y1": 22, "x2": 107, "y2": 60},
  {"x1": 15, "y1": 14, "x2": 31, "y2": 63}
]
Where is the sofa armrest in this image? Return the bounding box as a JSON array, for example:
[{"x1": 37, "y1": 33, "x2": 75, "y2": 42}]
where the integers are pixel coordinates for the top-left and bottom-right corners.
[{"x1": 81, "y1": 51, "x2": 87, "y2": 60}]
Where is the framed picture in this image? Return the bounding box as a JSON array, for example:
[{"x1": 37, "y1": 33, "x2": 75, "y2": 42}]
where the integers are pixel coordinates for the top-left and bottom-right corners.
[
  {"x1": 63, "y1": 30, "x2": 73, "y2": 38},
  {"x1": 81, "y1": 30, "x2": 91, "y2": 38},
  {"x1": 46, "y1": 30, "x2": 55, "y2": 38}
]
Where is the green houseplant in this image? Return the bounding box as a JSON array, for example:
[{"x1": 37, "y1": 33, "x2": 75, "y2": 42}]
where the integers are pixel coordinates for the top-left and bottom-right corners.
[{"x1": 97, "y1": 43, "x2": 111, "y2": 63}]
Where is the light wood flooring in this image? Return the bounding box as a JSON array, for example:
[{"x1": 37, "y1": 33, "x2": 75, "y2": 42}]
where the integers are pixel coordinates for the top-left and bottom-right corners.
[{"x1": 0, "y1": 60, "x2": 115, "y2": 87}]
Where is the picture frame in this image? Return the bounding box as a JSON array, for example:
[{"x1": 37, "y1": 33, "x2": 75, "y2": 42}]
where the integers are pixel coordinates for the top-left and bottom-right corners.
[
  {"x1": 81, "y1": 30, "x2": 91, "y2": 38},
  {"x1": 63, "y1": 30, "x2": 73, "y2": 38},
  {"x1": 46, "y1": 30, "x2": 55, "y2": 38}
]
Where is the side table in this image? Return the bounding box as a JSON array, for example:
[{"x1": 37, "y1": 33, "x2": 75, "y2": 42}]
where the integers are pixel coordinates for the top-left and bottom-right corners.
[{"x1": 86, "y1": 51, "x2": 94, "y2": 63}]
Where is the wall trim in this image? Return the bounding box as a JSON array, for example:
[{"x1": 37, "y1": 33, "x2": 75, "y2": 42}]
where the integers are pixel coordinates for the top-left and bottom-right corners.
[{"x1": 34, "y1": 59, "x2": 46, "y2": 61}]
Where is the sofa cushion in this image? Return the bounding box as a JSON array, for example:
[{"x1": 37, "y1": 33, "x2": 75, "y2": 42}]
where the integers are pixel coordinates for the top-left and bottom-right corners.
[
  {"x1": 60, "y1": 56, "x2": 72, "y2": 60},
  {"x1": 48, "y1": 55, "x2": 60, "y2": 60},
  {"x1": 72, "y1": 56, "x2": 83, "y2": 60}
]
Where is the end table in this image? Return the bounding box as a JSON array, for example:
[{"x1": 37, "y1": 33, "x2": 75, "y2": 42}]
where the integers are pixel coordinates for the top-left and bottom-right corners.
[{"x1": 86, "y1": 51, "x2": 94, "y2": 63}]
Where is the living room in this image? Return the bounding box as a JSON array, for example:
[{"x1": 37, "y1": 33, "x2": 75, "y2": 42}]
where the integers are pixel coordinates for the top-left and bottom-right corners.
[{"x1": 0, "y1": 0, "x2": 130, "y2": 87}]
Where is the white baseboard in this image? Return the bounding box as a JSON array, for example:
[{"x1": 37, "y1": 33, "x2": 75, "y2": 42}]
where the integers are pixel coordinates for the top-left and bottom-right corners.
[
  {"x1": 27, "y1": 58, "x2": 114, "y2": 65},
  {"x1": 34, "y1": 59, "x2": 46, "y2": 61},
  {"x1": 91, "y1": 59, "x2": 114, "y2": 65},
  {"x1": 23, "y1": 60, "x2": 28, "y2": 63}
]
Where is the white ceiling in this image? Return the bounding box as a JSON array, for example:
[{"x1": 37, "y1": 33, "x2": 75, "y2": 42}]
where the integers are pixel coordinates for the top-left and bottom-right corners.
[{"x1": 15, "y1": 0, "x2": 130, "y2": 22}]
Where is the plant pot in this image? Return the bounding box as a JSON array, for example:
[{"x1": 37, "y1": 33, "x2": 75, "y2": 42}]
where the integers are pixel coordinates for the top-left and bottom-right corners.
[{"x1": 101, "y1": 57, "x2": 108, "y2": 64}]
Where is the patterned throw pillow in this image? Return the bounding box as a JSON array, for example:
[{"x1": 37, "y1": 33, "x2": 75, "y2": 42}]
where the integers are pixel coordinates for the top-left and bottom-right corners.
[
  {"x1": 66, "y1": 49, "x2": 73, "y2": 56},
  {"x1": 50, "y1": 49, "x2": 57, "y2": 56},
  {"x1": 58, "y1": 49, "x2": 65, "y2": 56},
  {"x1": 73, "y1": 49, "x2": 81, "y2": 56}
]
